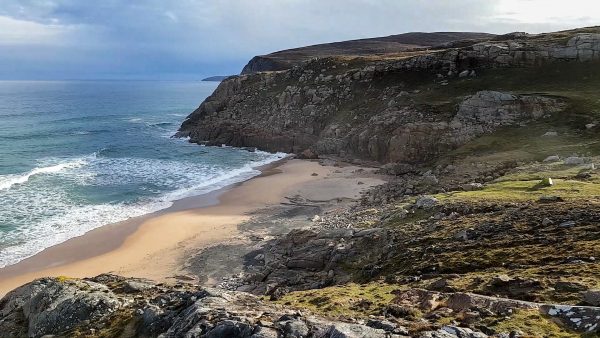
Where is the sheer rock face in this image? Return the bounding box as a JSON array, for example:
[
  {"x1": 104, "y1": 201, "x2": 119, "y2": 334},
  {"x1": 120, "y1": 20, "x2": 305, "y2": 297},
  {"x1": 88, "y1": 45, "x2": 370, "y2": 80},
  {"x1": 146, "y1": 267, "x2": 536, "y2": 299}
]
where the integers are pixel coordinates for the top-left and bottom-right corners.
[
  {"x1": 177, "y1": 30, "x2": 596, "y2": 163},
  {"x1": 178, "y1": 71, "x2": 563, "y2": 163}
]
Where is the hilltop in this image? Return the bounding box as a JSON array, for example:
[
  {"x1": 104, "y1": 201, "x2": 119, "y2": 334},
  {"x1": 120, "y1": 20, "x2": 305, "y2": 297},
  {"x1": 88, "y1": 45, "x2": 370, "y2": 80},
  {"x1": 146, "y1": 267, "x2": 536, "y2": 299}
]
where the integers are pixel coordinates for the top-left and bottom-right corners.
[{"x1": 241, "y1": 32, "x2": 495, "y2": 74}]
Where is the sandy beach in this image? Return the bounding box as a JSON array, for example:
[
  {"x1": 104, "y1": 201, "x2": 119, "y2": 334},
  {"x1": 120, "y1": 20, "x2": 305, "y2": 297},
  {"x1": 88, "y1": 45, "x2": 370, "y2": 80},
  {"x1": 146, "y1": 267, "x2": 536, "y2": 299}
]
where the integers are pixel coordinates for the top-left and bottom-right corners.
[{"x1": 0, "y1": 159, "x2": 384, "y2": 296}]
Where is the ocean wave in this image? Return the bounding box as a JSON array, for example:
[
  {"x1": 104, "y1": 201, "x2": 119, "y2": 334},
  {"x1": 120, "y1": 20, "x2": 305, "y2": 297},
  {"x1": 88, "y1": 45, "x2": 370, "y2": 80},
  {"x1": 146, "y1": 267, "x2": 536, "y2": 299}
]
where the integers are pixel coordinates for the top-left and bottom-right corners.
[
  {"x1": 0, "y1": 157, "x2": 90, "y2": 191},
  {"x1": 147, "y1": 121, "x2": 174, "y2": 128},
  {"x1": 0, "y1": 150, "x2": 287, "y2": 268},
  {"x1": 164, "y1": 151, "x2": 287, "y2": 201}
]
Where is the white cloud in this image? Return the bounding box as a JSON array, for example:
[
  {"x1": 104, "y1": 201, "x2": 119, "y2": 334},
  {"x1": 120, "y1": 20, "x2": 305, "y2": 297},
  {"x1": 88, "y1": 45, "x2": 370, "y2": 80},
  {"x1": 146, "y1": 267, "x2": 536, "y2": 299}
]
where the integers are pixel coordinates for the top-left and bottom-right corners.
[
  {"x1": 0, "y1": 15, "x2": 70, "y2": 45},
  {"x1": 493, "y1": 0, "x2": 600, "y2": 27},
  {"x1": 164, "y1": 11, "x2": 178, "y2": 22}
]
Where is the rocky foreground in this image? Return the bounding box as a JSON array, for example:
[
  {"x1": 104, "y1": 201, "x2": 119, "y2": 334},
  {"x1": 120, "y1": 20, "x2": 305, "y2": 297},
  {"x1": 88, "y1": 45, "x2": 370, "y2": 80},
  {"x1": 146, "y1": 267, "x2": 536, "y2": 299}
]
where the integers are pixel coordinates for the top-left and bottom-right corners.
[
  {"x1": 3, "y1": 27, "x2": 600, "y2": 337},
  {"x1": 2, "y1": 271, "x2": 598, "y2": 337}
]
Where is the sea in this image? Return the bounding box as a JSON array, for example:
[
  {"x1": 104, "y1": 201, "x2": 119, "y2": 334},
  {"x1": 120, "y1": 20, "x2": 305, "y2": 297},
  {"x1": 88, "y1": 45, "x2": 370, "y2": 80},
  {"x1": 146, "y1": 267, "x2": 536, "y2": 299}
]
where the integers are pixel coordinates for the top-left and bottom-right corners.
[{"x1": 0, "y1": 80, "x2": 285, "y2": 268}]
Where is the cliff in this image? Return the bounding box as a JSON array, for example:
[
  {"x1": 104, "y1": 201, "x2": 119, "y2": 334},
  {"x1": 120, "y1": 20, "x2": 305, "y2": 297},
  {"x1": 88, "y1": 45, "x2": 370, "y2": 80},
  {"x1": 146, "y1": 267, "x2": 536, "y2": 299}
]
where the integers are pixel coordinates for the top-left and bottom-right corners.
[{"x1": 178, "y1": 27, "x2": 600, "y2": 164}]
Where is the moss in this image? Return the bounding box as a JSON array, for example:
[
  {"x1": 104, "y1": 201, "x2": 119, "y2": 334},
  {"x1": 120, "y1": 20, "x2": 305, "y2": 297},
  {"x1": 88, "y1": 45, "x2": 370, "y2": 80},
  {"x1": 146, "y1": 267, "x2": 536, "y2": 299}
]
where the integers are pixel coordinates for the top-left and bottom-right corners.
[
  {"x1": 274, "y1": 282, "x2": 400, "y2": 319},
  {"x1": 69, "y1": 309, "x2": 138, "y2": 338},
  {"x1": 485, "y1": 309, "x2": 580, "y2": 338},
  {"x1": 438, "y1": 178, "x2": 600, "y2": 202},
  {"x1": 56, "y1": 276, "x2": 73, "y2": 283}
]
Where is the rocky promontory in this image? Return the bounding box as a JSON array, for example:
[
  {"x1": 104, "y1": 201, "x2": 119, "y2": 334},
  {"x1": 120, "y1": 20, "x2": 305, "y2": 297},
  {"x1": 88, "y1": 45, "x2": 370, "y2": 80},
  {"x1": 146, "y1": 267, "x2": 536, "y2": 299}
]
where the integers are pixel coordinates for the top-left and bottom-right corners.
[{"x1": 178, "y1": 27, "x2": 600, "y2": 163}]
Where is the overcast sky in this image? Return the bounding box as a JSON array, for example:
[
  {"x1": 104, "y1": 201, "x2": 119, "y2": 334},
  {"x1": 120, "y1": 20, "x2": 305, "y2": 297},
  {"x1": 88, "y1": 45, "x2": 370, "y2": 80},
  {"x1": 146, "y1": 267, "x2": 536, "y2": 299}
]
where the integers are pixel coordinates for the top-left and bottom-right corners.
[{"x1": 0, "y1": 0, "x2": 598, "y2": 80}]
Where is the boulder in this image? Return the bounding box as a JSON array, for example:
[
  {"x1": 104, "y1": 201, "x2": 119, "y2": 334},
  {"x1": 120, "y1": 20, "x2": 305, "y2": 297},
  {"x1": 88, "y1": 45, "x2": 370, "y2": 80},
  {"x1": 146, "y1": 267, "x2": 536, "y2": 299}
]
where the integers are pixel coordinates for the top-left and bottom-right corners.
[
  {"x1": 324, "y1": 322, "x2": 387, "y2": 338},
  {"x1": 0, "y1": 277, "x2": 122, "y2": 338},
  {"x1": 543, "y1": 155, "x2": 560, "y2": 163},
  {"x1": 298, "y1": 149, "x2": 319, "y2": 159},
  {"x1": 416, "y1": 196, "x2": 439, "y2": 209},
  {"x1": 279, "y1": 318, "x2": 309, "y2": 338},
  {"x1": 582, "y1": 289, "x2": 600, "y2": 306},
  {"x1": 564, "y1": 157, "x2": 585, "y2": 165}
]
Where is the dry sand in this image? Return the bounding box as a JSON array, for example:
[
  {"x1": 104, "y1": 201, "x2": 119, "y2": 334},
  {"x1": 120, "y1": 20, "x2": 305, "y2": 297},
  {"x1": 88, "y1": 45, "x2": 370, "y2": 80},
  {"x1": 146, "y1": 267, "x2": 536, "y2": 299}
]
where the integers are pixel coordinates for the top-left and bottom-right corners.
[{"x1": 0, "y1": 159, "x2": 384, "y2": 296}]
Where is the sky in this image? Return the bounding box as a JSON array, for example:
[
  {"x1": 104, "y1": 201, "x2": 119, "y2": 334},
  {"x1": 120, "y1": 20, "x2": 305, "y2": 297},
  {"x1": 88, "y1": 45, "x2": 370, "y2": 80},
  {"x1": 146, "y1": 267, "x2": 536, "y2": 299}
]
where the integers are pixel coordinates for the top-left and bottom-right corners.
[{"x1": 0, "y1": 0, "x2": 598, "y2": 80}]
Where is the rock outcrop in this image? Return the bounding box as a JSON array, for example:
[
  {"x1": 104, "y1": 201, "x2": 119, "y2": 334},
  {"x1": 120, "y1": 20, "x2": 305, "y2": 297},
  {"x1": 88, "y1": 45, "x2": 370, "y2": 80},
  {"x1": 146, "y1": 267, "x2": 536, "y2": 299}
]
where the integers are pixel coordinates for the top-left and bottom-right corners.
[
  {"x1": 177, "y1": 28, "x2": 599, "y2": 163},
  {"x1": 242, "y1": 228, "x2": 392, "y2": 297},
  {"x1": 3, "y1": 275, "x2": 599, "y2": 337},
  {"x1": 0, "y1": 275, "x2": 401, "y2": 338}
]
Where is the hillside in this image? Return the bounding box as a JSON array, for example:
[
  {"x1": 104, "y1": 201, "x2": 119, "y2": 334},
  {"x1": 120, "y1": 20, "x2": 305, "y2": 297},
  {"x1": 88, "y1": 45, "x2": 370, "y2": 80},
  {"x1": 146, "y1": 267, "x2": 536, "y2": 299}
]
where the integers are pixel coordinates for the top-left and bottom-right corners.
[{"x1": 241, "y1": 32, "x2": 496, "y2": 74}]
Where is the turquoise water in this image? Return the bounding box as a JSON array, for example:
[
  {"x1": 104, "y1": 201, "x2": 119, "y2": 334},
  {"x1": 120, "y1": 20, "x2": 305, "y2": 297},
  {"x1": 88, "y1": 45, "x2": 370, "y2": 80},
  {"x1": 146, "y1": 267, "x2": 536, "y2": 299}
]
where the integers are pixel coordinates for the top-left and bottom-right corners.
[{"x1": 0, "y1": 80, "x2": 285, "y2": 268}]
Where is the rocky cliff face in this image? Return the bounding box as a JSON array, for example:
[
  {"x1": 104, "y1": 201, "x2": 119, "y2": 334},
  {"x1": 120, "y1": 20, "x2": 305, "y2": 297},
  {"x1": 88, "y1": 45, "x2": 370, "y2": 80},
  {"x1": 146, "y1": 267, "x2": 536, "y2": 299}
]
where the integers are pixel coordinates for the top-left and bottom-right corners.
[{"x1": 178, "y1": 28, "x2": 600, "y2": 163}]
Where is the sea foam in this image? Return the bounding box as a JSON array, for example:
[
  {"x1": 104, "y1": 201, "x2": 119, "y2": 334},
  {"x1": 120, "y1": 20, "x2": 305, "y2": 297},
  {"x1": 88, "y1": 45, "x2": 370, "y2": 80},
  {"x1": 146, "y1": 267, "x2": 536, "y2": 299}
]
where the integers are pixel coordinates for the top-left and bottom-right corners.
[
  {"x1": 0, "y1": 158, "x2": 89, "y2": 191},
  {"x1": 0, "y1": 150, "x2": 286, "y2": 268}
]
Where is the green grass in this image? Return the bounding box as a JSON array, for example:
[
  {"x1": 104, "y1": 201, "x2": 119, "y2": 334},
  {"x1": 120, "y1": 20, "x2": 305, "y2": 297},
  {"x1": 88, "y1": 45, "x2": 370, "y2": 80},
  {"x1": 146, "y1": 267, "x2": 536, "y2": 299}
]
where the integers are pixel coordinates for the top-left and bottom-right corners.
[
  {"x1": 439, "y1": 178, "x2": 600, "y2": 202},
  {"x1": 486, "y1": 309, "x2": 581, "y2": 338},
  {"x1": 274, "y1": 282, "x2": 400, "y2": 319}
]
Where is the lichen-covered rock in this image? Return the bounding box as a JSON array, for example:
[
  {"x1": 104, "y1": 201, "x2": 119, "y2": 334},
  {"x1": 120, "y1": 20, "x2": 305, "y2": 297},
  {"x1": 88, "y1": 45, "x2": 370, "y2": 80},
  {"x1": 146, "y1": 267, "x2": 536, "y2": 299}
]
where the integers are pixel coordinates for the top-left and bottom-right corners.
[
  {"x1": 0, "y1": 277, "x2": 123, "y2": 338},
  {"x1": 541, "y1": 304, "x2": 600, "y2": 333}
]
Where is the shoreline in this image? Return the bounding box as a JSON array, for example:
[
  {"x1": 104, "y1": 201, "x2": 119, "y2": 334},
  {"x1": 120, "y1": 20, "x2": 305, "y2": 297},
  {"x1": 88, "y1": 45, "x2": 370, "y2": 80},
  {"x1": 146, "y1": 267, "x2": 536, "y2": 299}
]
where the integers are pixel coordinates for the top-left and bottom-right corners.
[
  {"x1": 0, "y1": 157, "x2": 285, "y2": 278},
  {"x1": 0, "y1": 158, "x2": 383, "y2": 296}
]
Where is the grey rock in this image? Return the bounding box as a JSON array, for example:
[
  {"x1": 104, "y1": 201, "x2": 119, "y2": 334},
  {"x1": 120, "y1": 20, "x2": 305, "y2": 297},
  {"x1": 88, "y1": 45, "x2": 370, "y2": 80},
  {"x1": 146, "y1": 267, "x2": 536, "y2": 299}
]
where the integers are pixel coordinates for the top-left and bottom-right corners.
[
  {"x1": 325, "y1": 322, "x2": 387, "y2": 338},
  {"x1": 205, "y1": 320, "x2": 255, "y2": 337},
  {"x1": 554, "y1": 281, "x2": 586, "y2": 292},
  {"x1": 543, "y1": 155, "x2": 560, "y2": 163},
  {"x1": 123, "y1": 279, "x2": 155, "y2": 293},
  {"x1": 458, "y1": 70, "x2": 471, "y2": 78},
  {"x1": 366, "y1": 318, "x2": 397, "y2": 332},
  {"x1": 415, "y1": 195, "x2": 439, "y2": 209},
  {"x1": 441, "y1": 326, "x2": 488, "y2": 338},
  {"x1": 279, "y1": 318, "x2": 309, "y2": 338},
  {"x1": 564, "y1": 156, "x2": 585, "y2": 165},
  {"x1": 251, "y1": 326, "x2": 280, "y2": 338},
  {"x1": 559, "y1": 220, "x2": 576, "y2": 228},
  {"x1": 582, "y1": 289, "x2": 600, "y2": 306},
  {"x1": 542, "y1": 304, "x2": 600, "y2": 333},
  {"x1": 422, "y1": 174, "x2": 439, "y2": 186},
  {"x1": 0, "y1": 277, "x2": 122, "y2": 338}
]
